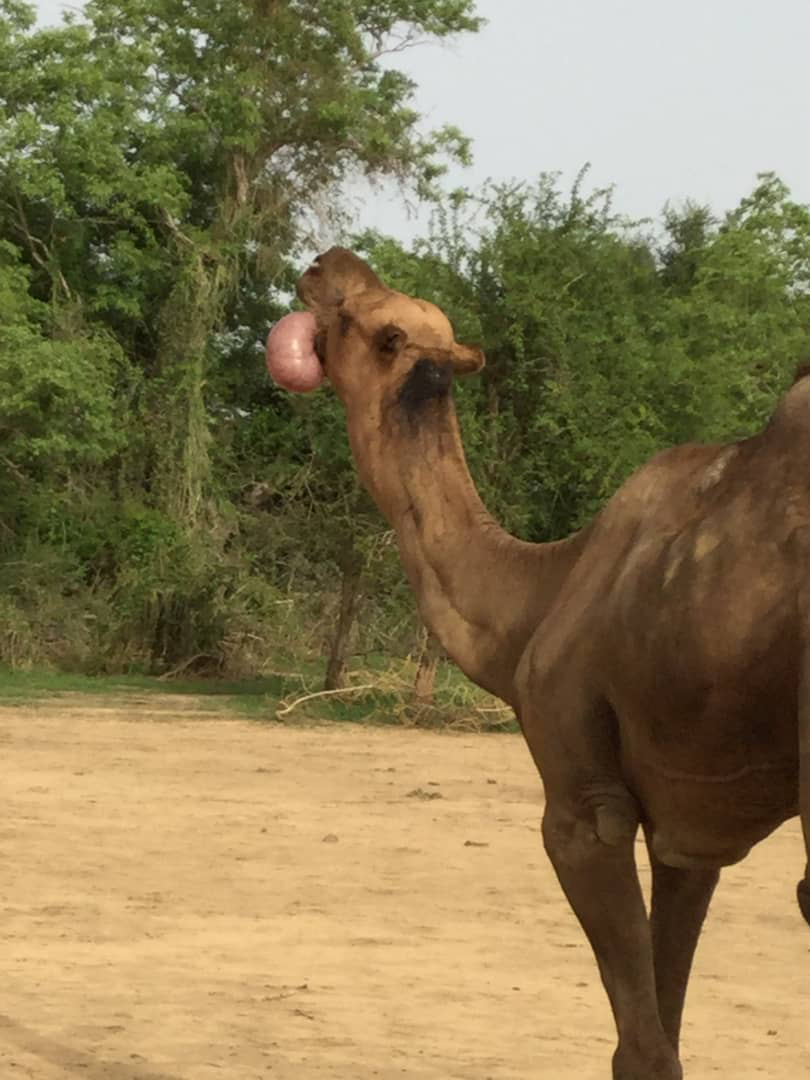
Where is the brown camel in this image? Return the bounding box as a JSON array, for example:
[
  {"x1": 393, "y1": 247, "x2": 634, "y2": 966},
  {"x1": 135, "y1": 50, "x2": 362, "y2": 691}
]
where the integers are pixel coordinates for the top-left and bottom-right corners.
[{"x1": 267, "y1": 247, "x2": 810, "y2": 1080}]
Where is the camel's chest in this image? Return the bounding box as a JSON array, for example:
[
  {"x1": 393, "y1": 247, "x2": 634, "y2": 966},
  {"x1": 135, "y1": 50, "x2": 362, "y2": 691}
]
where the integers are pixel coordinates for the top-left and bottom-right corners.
[{"x1": 594, "y1": 532, "x2": 801, "y2": 854}]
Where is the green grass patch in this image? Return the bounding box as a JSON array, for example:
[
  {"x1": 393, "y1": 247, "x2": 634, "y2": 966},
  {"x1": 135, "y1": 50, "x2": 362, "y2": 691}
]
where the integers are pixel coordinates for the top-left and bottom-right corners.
[
  {"x1": 0, "y1": 662, "x2": 518, "y2": 732},
  {"x1": 0, "y1": 667, "x2": 283, "y2": 709}
]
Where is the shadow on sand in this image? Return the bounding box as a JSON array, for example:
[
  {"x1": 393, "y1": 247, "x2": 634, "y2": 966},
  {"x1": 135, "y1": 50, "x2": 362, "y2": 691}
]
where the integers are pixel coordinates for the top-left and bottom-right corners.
[{"x1": 0, "y1": 1014, "x2": 187, "y2": 1080}]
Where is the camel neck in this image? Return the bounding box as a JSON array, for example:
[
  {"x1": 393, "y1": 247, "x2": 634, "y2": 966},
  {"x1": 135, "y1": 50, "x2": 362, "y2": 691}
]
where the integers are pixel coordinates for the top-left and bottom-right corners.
[{"x1": 345, "y1": 391, "x2": 581, "y2": 705}]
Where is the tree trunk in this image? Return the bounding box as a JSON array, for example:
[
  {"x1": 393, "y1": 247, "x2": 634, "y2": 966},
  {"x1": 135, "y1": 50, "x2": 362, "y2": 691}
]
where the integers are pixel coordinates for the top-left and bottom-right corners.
[
  {"x1": 152, "y1": 250, "x2": 222, "y2": 528},
  {"x1": 413, "y1": 624, "x2": 442, "y2": 703},
  {"x1": 324, "y1": 547, "x2": 363, "y2": 691}
]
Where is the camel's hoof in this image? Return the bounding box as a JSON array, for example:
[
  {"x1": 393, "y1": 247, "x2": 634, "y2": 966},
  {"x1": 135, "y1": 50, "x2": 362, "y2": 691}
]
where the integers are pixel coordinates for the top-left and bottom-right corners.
[{"x1": 798, "y1": 879, "x2": 810, "y2": 926}]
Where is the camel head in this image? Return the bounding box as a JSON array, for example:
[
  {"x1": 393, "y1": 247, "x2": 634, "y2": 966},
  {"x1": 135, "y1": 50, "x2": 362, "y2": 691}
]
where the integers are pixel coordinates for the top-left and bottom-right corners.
[{"x1": 266, "y1": 247, "x2": 484, "y2": 416}]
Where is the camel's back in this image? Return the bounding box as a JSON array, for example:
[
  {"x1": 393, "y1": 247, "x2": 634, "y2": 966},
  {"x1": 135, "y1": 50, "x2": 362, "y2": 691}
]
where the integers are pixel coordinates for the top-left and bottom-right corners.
[
  {"x1": 536, "y1": 370, "x2": 810, "y2": 699},
  {"x1": 571, "y1": 372, "x2": 809, "y2": 710},
  {"x1": 601, "y1": 369, "x2": 810, "y2": 543}
]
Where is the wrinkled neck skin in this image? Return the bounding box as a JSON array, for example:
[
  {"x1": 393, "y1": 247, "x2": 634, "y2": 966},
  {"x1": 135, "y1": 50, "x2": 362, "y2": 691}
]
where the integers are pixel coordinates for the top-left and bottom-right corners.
[{"x1": 343, "y1": 392, "x2": 582, "y2": 706}]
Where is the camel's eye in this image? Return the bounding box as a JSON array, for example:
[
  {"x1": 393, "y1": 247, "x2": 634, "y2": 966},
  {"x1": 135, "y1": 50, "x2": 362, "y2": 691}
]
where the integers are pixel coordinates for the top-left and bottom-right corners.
[{"x1": 375, "y1": 323, "x2": 406, "y2": 359}]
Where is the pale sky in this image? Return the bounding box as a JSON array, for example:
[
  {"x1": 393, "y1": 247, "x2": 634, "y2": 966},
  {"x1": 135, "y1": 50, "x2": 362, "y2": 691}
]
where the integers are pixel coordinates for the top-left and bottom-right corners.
[{"x1": 34, "y1": 0, "x2": 810, "y2": 241}]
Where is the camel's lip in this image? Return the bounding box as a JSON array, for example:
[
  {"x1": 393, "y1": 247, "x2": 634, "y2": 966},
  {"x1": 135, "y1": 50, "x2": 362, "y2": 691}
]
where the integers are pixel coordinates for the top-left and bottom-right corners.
[
  {"x1": 294, "y1": 262, "x2": 321, "y2": 311},
  {"x1": 313, "y1": 328, "x2": 327, "y2": 371},
  {"x1": 292, "y1": 281, "x2": 326, "y2": 369}
]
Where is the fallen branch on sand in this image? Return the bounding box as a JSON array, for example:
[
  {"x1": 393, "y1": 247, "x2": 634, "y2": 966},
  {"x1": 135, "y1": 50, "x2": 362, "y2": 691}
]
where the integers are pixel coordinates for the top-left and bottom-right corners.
[{"x1": 275, "y1": 684, "x2": 376, "y2": 718}]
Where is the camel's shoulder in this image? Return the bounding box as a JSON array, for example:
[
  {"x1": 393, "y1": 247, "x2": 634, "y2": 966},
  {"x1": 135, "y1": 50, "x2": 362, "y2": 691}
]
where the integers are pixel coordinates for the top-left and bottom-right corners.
[
  {"x1": 600, "y1": 442, "x2": 733, "y2": 527},
  {"x1": 596, "y1": 372, "x2": 810, "y2": 532}
]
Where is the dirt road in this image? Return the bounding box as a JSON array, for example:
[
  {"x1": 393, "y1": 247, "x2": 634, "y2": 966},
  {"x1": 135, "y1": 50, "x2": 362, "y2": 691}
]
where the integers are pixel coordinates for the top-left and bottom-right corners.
[{"x1": 2, "y1": 697, "x2": 807, "y2": 1079}]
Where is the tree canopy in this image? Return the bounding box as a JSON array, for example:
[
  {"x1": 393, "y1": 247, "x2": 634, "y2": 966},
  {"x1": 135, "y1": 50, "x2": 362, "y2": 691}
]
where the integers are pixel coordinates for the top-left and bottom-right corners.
[{"x1": 1, "y1": 2, "x2": 809, "y2": 694}]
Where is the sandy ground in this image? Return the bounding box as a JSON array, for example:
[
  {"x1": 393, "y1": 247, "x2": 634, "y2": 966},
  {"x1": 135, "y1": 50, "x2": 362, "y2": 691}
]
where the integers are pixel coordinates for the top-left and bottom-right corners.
[{"x1": 1, "y1": 697, "x2": 808, "y2": 1080}]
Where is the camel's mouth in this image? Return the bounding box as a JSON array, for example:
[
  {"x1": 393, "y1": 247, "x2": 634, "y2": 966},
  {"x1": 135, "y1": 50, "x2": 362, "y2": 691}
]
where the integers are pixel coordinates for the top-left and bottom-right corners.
[
  {"x1": 295, "y1": 262, "x2": 333, "y2": 375},
  {"x1": 295, "y1": 259, "x2": 329, "y2": 315},
  {"x1": 313, "y1": 329, "x2": 327, "y2": 369}
]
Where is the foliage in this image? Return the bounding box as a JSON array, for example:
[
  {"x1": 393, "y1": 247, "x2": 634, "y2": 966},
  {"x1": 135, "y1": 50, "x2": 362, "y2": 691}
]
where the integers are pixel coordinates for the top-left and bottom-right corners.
[
  {"x1": 0, "y1": 0, "x2": 480, "y2": 677},
  {"x1": 1, "y1": 3, "x2": 810, "y2": 720},
  {"x1": 360, "y1": 170, "x2": 810, "y2": 538}
]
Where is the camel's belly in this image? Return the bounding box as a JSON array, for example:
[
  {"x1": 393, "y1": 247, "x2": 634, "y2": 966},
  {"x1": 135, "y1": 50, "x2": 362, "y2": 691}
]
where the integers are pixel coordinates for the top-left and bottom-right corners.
[
  {"x1": 606, "y1": 584, "x2": 799, "y2": 867},
  {"x1": 627, "y1": 748, "x2": 798, "y2": 868}
]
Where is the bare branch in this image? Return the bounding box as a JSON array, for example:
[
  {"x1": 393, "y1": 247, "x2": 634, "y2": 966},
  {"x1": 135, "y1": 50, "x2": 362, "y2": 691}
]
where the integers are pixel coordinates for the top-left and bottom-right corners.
[
  {"x1": 10, "y1": 193, "x2": 72, "y2": 301},
  {"x1": 275, "y1": 684, "x2": 375, "y2": 718},
  {"x1": 159, "y1": 206, "x2": 195, "y2": 248}
]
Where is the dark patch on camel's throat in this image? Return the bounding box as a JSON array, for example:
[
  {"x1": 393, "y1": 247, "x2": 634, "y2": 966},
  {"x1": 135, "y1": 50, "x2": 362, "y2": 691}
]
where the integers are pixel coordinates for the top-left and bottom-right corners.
[{"x1": 397, "y1": 358, "x2": 453, "y2": 425}]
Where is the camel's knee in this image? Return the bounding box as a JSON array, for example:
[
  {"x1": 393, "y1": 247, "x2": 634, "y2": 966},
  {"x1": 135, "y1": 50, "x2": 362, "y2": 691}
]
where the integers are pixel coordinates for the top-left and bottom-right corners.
[
  {"x1": 594, "y1": 796, "x2": 640, "y2": 847},
  {"x1": 798, "y1": 876, "x2": 810, "y2": 927},
  {"x1": 542, "y1": 788, "x2": 640, "y2": 869}
]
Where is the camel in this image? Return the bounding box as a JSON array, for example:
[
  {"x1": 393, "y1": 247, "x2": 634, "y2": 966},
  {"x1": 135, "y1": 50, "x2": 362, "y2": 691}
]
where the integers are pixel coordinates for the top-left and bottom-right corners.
[{"x1": 267, "y1": 247, "x2": 810, "y2": 1079}]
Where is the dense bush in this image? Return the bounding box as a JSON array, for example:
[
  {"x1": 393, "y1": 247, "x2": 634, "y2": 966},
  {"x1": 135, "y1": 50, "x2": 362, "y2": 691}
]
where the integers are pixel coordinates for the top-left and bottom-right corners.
[{"x1": 1, "y1": 4, "x2": 809, "y2": 691}]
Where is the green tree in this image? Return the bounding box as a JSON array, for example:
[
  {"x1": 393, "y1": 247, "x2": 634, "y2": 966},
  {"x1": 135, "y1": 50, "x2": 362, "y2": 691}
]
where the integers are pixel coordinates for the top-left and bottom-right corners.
[
  {"x1": 360, "y1": 171, "x2": 810, "y2": 546},
  {"x1": 365, "y1": 174, "x2": 669, "y2": 539},
  {"x1": 663, "y1": 174, "x2": 810, "y2": 442},
  {"x1": 0, "y1": 0, "x2": 482, "y2": 670},
  {"x1": 0, "y1": 0, "x2": 480, "y2": 513}
]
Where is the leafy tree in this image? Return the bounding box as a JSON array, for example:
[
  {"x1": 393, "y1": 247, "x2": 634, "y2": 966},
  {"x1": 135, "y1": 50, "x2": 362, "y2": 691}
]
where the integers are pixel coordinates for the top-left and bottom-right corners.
[
  {"x1": 0, "y1": 0, "x2": 480, "y2": 513},
  {"x1": 360, "y1": 171, "x2": 810, "y2": 544},
  {"x1": 0, "y1": 0, "x2": 481, "y2": 669},
  {"x1": 663, "y1": 174, "x2": 810, "y2": 442},
  {"x1": 0, "y1": 239, "x2": 124, "y2": 516},
  {"x1": 362, "y1": 174, "x2": 669, "y2": 538},
  {"x1": 3, "y1": 2, "x2": 810, "y2": 695}
]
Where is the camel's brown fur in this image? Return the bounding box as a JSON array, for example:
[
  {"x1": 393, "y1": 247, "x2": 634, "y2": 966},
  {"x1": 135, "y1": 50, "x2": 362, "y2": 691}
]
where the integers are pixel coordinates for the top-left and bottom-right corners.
[{"x1": 296, "y1": 247, "x2": 810, "y2": 1080}]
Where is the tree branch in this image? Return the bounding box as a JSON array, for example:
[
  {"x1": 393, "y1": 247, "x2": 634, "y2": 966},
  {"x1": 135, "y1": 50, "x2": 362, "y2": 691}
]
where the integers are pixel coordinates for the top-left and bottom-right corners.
[{"x1": 275, "y1": 684, "x2": 375, "y2": 718}]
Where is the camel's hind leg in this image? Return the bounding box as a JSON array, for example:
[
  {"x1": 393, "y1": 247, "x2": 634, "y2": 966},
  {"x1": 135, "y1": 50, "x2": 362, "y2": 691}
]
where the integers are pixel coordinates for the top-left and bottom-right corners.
[
  {"x1": 800, "y1": 860, "x2": 810, "y2": 924},
  {"x1": 800, "y1": 712, "x2": 810, "y2": 925},
  {"x1": 645, "y1": 833, "x2": 720, "y2": 1050},
  {"x1": 800, "y1": 572, "x2": 810, "y2": 926},
  {"x1": 798, "y1": 688, "x2": 810, "y2": 923}
]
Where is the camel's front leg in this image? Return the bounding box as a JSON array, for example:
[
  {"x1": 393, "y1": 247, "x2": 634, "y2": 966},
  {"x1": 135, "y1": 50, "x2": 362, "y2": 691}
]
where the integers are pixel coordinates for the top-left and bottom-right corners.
[
  {"x1": 522, "y1": 674, "x2": 682, "y2": 1079},
  {"x1": 542, "y1": 801, "x2": 682, "y2": 1080},
  {"x1": 645, "y1": 833, "x2": 719, "y2": 1051}
]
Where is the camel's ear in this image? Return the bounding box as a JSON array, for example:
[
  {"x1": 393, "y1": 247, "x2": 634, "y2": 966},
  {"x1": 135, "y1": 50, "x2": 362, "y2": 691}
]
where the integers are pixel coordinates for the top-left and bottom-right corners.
[
  {"x1": 297, "y1": 247, "x2": 383, "y2": 315},
  {"x1": 451, "y1": 342, "x2": 485, "y2": 377}
]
